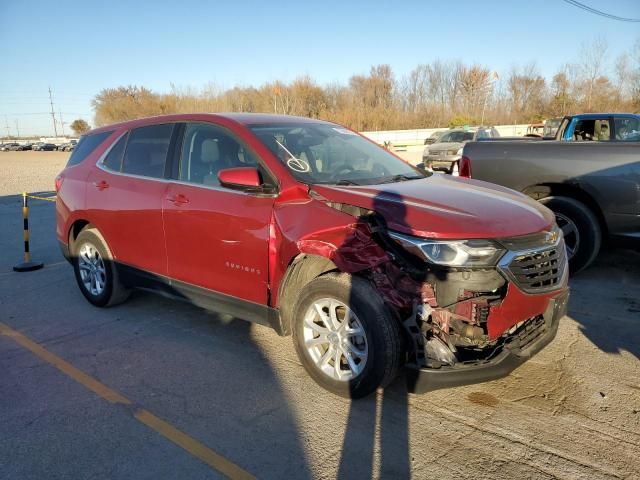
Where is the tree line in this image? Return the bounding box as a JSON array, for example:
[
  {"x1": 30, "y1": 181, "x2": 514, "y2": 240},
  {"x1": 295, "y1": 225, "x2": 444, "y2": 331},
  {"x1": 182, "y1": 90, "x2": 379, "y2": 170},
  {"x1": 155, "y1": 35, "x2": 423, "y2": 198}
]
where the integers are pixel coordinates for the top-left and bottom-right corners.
[{"x1": 92, "y1": 38, "x2": 640, "y2": 131}]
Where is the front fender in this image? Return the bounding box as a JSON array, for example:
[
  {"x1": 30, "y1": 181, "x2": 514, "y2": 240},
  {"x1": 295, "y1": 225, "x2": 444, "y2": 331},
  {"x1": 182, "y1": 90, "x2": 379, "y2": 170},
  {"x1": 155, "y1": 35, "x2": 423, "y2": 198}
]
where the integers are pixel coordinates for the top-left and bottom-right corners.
[{"x1": 268, "y1": 198, "x2": 388, "y2": 307}]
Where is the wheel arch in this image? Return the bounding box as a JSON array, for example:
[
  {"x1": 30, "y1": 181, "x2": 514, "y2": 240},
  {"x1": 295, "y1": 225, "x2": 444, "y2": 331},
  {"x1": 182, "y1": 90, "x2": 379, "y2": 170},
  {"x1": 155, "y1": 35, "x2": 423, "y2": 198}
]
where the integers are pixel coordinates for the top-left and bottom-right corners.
[
  {"x1": 68, "y1": 221, "x2": 114, "y2": 259},
  {"x1": 68, "y1": 219, "x2": 91, "y2": 252},
  {"x1": 522, "y1": 182, "x2": 608, "y2": 237},
  {"x1": 276, "y1": 254, "x2": 340, "y2": 336}
]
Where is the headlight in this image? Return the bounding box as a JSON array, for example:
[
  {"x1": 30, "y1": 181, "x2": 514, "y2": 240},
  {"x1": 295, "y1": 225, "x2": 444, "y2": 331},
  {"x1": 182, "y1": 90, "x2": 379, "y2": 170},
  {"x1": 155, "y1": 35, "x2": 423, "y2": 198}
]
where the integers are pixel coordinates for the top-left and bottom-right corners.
[{"x1": 388, "y1": 231, "x2": 505, "y2": 267}]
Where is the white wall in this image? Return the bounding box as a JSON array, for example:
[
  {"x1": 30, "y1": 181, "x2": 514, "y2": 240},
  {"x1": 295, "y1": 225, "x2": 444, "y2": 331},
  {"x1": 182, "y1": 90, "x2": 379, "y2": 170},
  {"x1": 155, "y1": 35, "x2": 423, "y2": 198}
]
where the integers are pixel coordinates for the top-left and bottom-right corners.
[{"x1": 361, "y1": 124, "x2": 530, "y2": 146}]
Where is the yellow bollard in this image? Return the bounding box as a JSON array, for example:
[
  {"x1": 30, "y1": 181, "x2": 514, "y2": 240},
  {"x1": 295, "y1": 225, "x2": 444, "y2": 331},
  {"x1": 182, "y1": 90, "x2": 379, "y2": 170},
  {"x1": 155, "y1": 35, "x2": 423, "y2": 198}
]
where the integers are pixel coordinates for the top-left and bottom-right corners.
[{"x1": 13, "y1": 192, "x2": 44, "y2": 272}]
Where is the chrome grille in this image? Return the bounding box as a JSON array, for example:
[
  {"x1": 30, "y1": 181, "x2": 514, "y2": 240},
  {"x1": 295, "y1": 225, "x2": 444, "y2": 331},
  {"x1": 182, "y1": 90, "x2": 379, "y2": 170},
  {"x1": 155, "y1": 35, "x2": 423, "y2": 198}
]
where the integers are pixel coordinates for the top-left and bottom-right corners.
[{"x1": 501, "y1": 238, "x2": 567, "y2": 293}]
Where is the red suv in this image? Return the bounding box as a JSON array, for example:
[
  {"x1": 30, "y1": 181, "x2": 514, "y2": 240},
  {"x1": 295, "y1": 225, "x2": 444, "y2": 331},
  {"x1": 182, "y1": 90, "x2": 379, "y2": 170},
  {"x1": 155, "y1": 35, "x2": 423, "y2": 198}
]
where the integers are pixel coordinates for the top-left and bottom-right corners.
[{"x1": 56, "y1": 113, "x2": 569, "y2": 398}]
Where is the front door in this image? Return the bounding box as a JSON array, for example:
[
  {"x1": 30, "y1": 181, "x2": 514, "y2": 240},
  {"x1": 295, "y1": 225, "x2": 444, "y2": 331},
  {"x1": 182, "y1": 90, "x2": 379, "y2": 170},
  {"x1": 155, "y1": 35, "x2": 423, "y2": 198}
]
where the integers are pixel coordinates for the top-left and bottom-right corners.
[{"x1": 162, "y1": 122, "x2": 275, "y2": 305}]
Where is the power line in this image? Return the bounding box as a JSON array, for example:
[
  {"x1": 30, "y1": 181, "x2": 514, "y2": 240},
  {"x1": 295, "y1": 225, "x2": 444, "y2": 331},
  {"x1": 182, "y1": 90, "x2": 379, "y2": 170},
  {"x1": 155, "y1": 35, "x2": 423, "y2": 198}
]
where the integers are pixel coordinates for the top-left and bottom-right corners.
[{"x1": 562, "y1": 0, "x2": 640, "y2": 22}]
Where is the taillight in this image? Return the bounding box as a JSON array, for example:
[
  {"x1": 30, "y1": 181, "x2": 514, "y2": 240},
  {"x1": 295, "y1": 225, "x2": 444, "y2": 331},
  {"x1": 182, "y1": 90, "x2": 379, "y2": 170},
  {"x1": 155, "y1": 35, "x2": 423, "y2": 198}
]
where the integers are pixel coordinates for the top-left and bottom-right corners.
[
  {"x1": 459, "y1": 156, "x2": 472, "y2": 178},
  {"x1": 55, "y1": 174, "x2": 64, "y2": 192}
]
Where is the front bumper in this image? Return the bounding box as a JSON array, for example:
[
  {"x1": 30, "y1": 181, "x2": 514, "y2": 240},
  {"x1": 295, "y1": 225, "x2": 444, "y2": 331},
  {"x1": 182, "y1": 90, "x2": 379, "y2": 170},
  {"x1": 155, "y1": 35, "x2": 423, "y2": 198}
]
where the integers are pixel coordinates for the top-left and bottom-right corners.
[
  {"x1": 405, "y1": 289, "x2": 569, "y2": 393},
  {"x1": 422, "y1": 155, "x2": 459, "y2": 173}
]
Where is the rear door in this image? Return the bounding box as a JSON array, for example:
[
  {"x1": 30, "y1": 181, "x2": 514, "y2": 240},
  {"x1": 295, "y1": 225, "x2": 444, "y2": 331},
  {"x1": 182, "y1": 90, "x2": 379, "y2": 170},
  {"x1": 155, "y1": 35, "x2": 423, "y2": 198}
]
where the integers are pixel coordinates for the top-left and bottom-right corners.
[
  {"x1": 86, "y1": 123, "x2": 176, "y2": 276},
  {"x1": 162, "y1": 121, "x2": 275, "y2": 305}
]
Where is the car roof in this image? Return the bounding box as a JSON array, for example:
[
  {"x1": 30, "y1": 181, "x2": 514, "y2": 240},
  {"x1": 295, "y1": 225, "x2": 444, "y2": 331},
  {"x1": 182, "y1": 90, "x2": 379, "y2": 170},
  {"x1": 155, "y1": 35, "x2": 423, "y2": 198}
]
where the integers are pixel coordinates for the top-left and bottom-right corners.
[
  {"x1": 570, "y1": 113, "x2": 639, "y2": 119},
  {"x1": 87, "y1": 113, "x2": 332, "y2": 135}
]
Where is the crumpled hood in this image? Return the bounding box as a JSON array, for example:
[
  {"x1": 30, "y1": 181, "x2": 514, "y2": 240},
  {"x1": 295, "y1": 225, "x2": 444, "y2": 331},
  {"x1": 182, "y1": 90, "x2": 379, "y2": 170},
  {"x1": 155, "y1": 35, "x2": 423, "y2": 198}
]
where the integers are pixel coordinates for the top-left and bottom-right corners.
[{"x1": 311, "y1": 174, "x2": 555, "y2": 239}]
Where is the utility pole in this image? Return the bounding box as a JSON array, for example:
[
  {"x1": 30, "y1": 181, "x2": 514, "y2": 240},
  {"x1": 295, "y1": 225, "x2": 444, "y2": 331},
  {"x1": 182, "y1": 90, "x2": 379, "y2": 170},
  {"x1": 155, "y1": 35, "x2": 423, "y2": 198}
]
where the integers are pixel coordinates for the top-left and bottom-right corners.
[
  {"x1": 59, "y1": 110, "x2": 65, "y2": 137},
  {"x1": 15, "y1": 120, "x2": 20, "y2": 139},
  {"x1": 4, "y1": 116, "x2": 10, "y2": 139},
  {"x1": 48, "y1": 86, "x2": 58, "y2": 137}
]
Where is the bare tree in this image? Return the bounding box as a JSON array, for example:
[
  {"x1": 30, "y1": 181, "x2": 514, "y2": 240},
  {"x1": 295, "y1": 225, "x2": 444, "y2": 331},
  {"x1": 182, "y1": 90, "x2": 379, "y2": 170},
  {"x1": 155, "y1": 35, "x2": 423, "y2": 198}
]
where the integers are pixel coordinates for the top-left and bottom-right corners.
[
  {"x1": 509, "y1": 63, "x2": 547, "y2": 121},
  {"x1": 91, "y1": 38, "x2": 640, "y2": 131},
  {"x1": 579, "y1": 37, "x2": 609, "y2": 111}
]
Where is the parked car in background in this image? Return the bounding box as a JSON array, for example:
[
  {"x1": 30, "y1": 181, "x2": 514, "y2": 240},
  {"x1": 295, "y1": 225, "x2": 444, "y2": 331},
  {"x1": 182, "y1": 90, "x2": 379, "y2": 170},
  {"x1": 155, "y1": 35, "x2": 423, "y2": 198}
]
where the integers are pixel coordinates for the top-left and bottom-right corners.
[
  {"x1": 32, "y1": 142, "x2": 45, "y2": 151},
  {"x1": 7, "y1": 143, "x2": 30, "y2": 151},
  {"x1": 526, "y1": 123, "x2": 545, "y2": 137},
  {"x1": 460, "y1": 112, "x2": 640, "y2": 273},
  {"x1": 422, "y1": 127, "x2": 499, "y2": 174},
  {"x1": 423, "y1": 130, "x2": 447, "y2": 145},
  {"x1": 0, "y1": 143, "x2": 19, "y2": 151},
  {"x1": 38, "y1": 143, "x2": 58, "y2": 151},
  {"x1": 555, "y1": 113, "x2": 640, "y2": 142},
  {"x1": 56, "y1": 113, "x2": 569, "y2": 399},
  {"x1": 543, "y1": 118, "x2": 562, "y2": 138},
  {"x1": 58, "y1": 140, "x2": 78, "y2": 152}
]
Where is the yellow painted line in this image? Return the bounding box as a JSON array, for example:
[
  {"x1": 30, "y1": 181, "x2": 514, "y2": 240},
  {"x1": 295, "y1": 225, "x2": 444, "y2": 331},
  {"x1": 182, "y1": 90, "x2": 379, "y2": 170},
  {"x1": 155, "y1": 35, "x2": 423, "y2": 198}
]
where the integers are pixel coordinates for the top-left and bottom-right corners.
[
  {"x1": 0, "y1": 322, "x2": 254, "y2": 480},
  {"x1": 135, "y1": 410, "x2": 254, "y2": 479},
  {"x1": 0, "y1": 323, "x2": 130, "y2": 404}
]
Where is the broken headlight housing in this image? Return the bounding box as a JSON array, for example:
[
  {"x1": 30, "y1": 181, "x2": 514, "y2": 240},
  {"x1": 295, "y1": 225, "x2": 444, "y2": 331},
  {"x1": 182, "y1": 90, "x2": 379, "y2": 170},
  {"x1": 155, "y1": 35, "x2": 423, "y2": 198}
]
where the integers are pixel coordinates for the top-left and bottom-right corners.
[{"x1": 388, "y1": 231, "x2": 505, "y2": 267}]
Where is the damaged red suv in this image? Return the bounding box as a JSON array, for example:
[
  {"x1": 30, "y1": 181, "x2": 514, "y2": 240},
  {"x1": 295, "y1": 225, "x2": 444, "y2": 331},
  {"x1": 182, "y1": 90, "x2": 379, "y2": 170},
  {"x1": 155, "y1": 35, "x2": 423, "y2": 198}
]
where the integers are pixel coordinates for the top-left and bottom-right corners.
[{"x1": 56, "y1": 114, "x2": 569, "y2": 398}]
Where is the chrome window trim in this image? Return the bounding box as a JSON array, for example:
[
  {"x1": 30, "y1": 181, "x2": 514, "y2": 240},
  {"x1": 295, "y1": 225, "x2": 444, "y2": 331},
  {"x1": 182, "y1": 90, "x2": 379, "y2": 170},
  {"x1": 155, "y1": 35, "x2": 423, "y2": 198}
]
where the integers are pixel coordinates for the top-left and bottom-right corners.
[{"x1": 95, "y1": 131, "x2": 278, "y2": 198}]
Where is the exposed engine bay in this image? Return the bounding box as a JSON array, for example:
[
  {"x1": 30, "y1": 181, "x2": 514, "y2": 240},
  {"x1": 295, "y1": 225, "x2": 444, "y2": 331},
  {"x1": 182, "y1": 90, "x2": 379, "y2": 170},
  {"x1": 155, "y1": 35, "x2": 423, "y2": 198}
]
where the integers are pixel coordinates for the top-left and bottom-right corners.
[{"x1": 317, "y1": 200, "x2": 561, "y2": 370}]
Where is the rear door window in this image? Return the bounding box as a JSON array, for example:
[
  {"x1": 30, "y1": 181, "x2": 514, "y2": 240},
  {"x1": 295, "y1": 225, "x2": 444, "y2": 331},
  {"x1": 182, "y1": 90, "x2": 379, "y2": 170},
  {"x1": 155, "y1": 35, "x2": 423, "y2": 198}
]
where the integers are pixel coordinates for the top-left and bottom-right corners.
[
  {"x1": 66, "y1": 131, "x2": 113, "y2": 166},
  {"x1": 122, "y1": 124, "x2": 174, "y2": 178}
]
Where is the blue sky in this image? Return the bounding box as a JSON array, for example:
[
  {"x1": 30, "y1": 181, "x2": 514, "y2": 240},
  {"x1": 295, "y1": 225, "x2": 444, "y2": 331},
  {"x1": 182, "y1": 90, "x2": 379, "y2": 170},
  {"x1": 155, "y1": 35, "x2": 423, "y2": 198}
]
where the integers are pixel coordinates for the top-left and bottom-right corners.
[{"x1": 1, "y1": 0, "x2": 638, "y2": 135}]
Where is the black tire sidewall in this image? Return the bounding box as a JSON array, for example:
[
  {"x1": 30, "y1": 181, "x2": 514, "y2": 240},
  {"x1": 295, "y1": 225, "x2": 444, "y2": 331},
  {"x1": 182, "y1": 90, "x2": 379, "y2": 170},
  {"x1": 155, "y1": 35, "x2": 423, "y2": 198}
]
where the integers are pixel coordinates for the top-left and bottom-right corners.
[
  {"x1": 291, "y1": 273, "x2": 401, "y2": 399},
  {"x1": 72, "y1": 230, "x2": 115, "y2": 307},
  {"x1": 541, "y1": 196, "x2": 601, "y2": 274}
]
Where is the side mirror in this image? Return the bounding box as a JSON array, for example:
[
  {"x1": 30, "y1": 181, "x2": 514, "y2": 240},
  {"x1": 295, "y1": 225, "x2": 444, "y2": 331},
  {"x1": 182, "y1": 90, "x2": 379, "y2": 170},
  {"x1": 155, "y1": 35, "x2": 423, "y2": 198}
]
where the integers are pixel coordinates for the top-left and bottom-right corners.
[{"x1": 218, "y1": 167, "x2": 262, "y2": 190}]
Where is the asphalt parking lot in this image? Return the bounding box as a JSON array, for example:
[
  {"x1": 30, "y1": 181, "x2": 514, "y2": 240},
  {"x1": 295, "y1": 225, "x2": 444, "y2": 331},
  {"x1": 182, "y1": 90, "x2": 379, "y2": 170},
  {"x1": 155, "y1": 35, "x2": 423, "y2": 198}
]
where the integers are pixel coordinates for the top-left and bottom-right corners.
[{"x1": 0, "y1": 151, "x2": 639, "y2": 479}]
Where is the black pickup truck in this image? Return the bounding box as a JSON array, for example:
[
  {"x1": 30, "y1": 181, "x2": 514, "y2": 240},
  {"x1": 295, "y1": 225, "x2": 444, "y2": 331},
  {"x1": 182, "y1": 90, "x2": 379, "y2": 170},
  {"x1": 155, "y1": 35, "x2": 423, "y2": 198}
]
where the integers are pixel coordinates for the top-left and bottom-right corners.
[{"x1": 460, "y1": 113, "x2": 640, "y2": 273}]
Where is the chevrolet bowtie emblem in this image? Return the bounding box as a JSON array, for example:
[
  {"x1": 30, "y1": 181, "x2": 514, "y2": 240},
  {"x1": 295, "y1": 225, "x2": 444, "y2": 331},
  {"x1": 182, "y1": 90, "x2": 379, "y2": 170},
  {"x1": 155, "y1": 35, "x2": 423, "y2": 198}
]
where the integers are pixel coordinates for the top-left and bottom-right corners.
[{"x1": 545, "y1": 230, "x2": 558, "y2": 244}]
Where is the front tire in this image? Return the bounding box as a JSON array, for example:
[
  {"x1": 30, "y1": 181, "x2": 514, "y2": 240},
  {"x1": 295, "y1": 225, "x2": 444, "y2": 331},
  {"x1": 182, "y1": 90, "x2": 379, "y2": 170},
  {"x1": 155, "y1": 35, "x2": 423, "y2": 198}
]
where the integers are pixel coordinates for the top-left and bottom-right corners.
[
  {"x1": 540, "y1": 196, "x2": 601, "y2": 274},
  {"x1": 291, "y1": 273, "x2": 403, "y2": 399},
  {"x1": 72, "y1": 228, "x2": 130, "y2": 307}
]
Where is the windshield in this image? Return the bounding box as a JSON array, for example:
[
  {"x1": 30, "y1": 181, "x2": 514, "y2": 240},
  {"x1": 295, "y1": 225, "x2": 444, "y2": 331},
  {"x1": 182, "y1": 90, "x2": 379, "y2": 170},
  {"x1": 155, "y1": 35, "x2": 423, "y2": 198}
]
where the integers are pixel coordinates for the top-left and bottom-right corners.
[
  {"x1": 249, "y1": 123, "x2": 427, "y2": 185},
  {"x1": 437, "y1": 131, "x2": 475, "y2": 143}
]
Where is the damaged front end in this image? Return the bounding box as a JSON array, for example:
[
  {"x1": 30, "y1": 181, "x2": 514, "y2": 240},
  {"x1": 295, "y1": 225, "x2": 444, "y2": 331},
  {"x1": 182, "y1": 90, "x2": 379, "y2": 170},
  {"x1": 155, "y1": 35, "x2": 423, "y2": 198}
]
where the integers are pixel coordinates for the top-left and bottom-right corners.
[{"x1": 316, "y1": 199, "x2": 570, "y2": 392}]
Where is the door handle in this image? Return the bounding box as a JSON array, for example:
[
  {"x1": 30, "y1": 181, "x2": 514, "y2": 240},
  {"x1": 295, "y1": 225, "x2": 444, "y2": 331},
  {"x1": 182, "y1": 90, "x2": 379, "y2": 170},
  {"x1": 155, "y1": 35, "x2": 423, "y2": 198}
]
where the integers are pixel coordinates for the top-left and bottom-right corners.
[
  {"x1": 93, "y1": 180, "x2": 109, "y2": 191},
  {"x1": 167, "y1": 193, "x2": 189, "y2": 205}
]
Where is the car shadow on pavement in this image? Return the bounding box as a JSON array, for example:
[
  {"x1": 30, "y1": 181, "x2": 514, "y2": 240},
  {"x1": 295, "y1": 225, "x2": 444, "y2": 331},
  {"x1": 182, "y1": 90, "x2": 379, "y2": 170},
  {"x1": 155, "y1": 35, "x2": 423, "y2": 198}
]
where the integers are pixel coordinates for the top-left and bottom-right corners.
[
  {"x1": 337, "y1": 385, "x2": 410, "y2": 479},
  {"x1": 336, "y1": 190, "x2": 412, "y2": 479},
  {"x1": 80, "y1": 274, "x2": 316, "y2": 479},
  {"x1": 567, "y1": 246, "x2": 640, "y2": 359},
  {"x1": 0, "y1": 195, "x2": 313, "y2": 479}
]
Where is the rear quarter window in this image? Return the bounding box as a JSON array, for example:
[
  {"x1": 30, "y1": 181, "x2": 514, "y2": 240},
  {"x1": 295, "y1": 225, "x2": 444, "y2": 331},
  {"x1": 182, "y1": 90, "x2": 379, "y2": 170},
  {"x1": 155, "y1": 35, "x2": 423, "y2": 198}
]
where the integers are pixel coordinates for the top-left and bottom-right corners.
[
  {"x1": 122, "y1": 124, "x2": 174, "y2": 178},
  {"x1": 66, "y1": 131, "x2": 113, "y2": 167}
]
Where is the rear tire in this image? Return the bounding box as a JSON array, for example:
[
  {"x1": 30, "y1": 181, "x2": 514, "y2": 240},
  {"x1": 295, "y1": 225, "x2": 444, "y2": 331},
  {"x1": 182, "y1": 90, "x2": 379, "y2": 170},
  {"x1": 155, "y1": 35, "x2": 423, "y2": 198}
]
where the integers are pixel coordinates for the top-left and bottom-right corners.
[
  {"x1": 540, "y1": 196, "x2": 601, "y2": 274},
  {"x1": 72, "y1": 228, "x2": 130, "y2": 307},
  {"x1": 291, "y1": 272, "x2": 403, "y2": 399}
]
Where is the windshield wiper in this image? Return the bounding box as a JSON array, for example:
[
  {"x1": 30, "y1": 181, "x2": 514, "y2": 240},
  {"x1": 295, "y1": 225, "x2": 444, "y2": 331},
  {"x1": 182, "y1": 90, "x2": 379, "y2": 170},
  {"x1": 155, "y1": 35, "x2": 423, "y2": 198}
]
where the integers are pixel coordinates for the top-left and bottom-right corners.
[
  {"x1": 380, "y1": 174, "x2": 424, "y2": 184},
  {"x1": 333, "y1": 179, "x2": 361, "y2": 186}
]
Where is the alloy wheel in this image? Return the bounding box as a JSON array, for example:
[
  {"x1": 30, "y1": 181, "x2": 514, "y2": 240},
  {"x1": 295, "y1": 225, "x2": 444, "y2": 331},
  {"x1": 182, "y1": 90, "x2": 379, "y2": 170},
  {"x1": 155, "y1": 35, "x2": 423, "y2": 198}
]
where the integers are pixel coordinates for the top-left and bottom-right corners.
[
  {"x1": 302, "y1": 298, "x2": 368, "y2": 382},
  {"x1": 78, "y1": 243, "x2": 107, "y2": 296}
]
